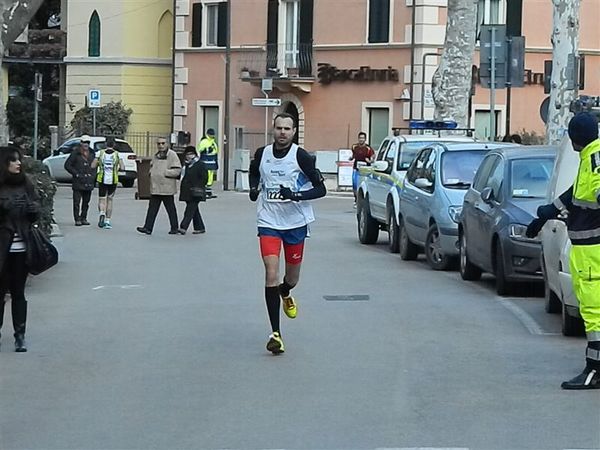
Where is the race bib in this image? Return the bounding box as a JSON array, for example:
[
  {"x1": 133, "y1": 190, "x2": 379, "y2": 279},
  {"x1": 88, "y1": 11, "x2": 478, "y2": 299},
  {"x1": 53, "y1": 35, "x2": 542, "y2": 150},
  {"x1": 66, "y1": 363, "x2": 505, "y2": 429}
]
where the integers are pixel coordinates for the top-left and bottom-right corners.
[{"x1": 265, "y1": 187, "x2": 289, "y2": 203}]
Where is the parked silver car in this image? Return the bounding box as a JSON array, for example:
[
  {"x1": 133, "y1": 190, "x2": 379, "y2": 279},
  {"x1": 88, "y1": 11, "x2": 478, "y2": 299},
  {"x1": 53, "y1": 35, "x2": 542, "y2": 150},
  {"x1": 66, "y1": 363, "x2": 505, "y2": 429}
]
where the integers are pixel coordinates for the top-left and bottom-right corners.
[{"x1": 398, "y1": 142, "x2": 513, "y2": 269}]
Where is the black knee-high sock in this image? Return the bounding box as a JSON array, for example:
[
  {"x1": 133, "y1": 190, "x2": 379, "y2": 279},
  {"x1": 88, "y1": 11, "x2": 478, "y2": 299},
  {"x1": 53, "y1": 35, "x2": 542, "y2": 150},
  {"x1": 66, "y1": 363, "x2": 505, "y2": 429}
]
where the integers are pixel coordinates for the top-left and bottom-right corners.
[
  {"x1": 279, "y1": 278, "x2": 294, "y2": 298},
  {"x1": 265, "y1": 286, "x2": 280, "y2": 333}
]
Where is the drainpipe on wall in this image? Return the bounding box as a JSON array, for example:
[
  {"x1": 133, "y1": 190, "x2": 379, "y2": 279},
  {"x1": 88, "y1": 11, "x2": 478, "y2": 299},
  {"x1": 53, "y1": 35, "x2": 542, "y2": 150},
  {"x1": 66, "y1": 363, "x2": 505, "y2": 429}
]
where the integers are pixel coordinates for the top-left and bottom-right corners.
[
  {"x1": 223, "y1": 0, "x2": 231, "y2": 190},
  {"x1": 408, "y1": 0, "x2": 417, "y2": 127},
  {"x1": 170, "y1": 0, "x2": 176, "y2": 134}
]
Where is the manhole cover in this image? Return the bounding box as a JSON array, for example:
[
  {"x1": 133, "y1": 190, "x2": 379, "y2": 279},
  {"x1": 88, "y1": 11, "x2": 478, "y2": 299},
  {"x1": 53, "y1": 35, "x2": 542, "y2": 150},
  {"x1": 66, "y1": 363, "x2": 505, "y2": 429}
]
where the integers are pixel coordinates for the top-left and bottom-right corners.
[{"x1": 323, "y1": 295, "x2": 370, "y2": 301}]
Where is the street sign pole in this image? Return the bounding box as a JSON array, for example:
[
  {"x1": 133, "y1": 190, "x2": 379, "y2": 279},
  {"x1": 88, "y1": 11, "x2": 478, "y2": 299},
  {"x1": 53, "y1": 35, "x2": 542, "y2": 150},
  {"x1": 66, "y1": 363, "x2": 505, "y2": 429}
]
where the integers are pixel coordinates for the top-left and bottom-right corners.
[
  {"x1": 93, "y1": 109, "x2": 97, "y2": 135},
  {"x1": 261, "y1": 79, "x2": 273, "y2": 146},
  {"x1": 265, "y1": 91, "x2": 269, "y2": 146},
  {"x1": 490, "y1": 26, "x2": 496, "y2": 141},
  {"x1": 33, "y1": 72, "x2": 42, "y2": 160}
]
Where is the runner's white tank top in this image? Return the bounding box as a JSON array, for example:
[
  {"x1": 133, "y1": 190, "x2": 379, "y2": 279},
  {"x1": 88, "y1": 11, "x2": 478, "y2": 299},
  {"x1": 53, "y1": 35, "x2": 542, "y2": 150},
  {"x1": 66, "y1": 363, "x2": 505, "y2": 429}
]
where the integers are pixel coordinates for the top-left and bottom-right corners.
[{"x1": 257, "y1": 144, "x2": 315, "y2": 230}]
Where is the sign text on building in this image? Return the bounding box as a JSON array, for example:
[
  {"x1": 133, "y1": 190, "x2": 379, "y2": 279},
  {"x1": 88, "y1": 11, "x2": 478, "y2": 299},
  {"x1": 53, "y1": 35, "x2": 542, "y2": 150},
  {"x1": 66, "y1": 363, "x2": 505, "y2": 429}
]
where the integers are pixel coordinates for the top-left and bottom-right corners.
[{"x1": 317, "y1": 63, "x2": 400, "y2": 85}]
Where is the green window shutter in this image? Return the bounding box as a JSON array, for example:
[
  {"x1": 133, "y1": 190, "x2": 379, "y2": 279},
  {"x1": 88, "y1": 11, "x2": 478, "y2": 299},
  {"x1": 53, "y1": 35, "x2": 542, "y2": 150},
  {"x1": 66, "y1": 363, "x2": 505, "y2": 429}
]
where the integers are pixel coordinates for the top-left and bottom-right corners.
[
  {"x1": 266, "y1": 0, "x2": 278, "y2": 71},
  {"x1": 368, "y1": 0, "x2": 390, "y2": 44},
  {"x1": 217, "y1": 2, "x2": 228, "y2": 47},
  {"x1": 88, "y1": 11, "x2": 101, "y2": 57},
  {"x1": 192, "y1": 3, "x2": 203, "y2": 47}
]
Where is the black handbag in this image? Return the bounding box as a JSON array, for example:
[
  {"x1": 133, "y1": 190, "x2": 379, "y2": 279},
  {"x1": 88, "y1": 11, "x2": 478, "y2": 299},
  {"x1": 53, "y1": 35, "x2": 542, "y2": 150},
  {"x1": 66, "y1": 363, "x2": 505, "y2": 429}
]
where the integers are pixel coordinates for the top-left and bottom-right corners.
[
  {"x1": 190, "y1": 187, "x2": 207, "y2": 202},
  {"x1": 26, "y1": 225, "x2": 59, "y2": 275}
]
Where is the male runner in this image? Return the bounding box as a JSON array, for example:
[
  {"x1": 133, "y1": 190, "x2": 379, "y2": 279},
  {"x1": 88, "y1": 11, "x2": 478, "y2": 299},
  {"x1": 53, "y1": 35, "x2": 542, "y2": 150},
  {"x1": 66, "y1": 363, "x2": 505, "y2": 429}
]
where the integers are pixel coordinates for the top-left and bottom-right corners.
[{"x1": 249, "y1": 113, "x2": 327, "y2": 354}]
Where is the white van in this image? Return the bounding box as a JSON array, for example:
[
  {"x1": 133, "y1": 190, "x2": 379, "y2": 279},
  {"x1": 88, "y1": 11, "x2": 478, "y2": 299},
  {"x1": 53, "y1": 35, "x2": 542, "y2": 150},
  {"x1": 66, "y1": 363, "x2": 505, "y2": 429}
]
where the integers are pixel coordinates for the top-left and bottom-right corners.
[{"x1": 540, "y1": 131, "x2": 599, "y2": 336}]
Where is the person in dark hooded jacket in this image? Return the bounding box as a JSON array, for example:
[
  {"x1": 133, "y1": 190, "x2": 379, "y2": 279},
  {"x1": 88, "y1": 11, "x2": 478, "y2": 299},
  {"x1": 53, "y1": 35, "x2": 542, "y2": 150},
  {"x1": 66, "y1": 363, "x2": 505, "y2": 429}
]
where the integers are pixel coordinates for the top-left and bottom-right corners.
[
  {"x1": 178, "y1": 146, "x2": 208, "y2": 234},
  {"x1": 64, "y1": 136, "x2": 95, "y2": 226},
  {"x1": 0, "y1": 146, "x2": 40, "y2": 352}
]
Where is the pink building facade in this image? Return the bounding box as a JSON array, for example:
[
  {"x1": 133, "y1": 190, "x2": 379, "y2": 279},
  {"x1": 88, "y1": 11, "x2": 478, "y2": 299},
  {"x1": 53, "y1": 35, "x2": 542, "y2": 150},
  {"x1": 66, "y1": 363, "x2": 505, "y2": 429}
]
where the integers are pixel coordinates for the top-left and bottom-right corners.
[{"x1": 173, "y1": 0, "x2": 600, "y2": 181}]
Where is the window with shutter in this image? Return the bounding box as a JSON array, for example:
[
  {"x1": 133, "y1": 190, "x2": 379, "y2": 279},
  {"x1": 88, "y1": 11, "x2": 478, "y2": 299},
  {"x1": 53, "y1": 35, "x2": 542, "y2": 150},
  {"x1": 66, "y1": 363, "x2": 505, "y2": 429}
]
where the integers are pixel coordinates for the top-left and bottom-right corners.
[
  {"x1": 192, "y1": 1, "x2": 227, "y2": 48},
  {"x1": 192, "y1": 3, "x2": 202, "y2": 47},
  {"x1": 368, "y1": 0, "x2": 390, "y2": 44}
]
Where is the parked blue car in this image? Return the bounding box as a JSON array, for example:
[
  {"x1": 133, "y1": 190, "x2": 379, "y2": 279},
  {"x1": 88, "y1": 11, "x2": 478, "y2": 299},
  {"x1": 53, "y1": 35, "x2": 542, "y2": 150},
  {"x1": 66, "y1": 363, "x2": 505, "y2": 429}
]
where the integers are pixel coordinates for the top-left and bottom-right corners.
[
  {"x1": 398, "y1": 142, "x2": 515, "y2": 270},
  {"x1": 459, "y1": 145, "x2": 557, "y2": 295}
]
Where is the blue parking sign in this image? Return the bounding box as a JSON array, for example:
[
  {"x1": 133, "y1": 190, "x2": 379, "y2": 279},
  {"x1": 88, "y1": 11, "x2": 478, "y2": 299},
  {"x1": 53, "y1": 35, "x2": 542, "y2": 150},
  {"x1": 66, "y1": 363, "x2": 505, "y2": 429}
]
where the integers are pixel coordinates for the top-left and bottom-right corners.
[{"x1": 88, "y1": 89, "x2": 101, "y2": 108}]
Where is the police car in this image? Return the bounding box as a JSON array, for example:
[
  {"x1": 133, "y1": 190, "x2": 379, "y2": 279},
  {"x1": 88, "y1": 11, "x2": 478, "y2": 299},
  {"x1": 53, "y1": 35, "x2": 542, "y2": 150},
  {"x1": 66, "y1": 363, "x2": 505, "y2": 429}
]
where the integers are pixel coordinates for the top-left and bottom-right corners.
[{"x1": 356, "y1": 120, "x2": 475, "y2": 252}]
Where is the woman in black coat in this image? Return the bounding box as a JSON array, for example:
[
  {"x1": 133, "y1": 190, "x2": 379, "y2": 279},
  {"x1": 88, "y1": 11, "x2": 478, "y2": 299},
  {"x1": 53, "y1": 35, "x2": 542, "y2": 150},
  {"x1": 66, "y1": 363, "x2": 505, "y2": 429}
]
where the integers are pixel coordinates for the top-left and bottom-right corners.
[
  {"x1": 0, "y1": 146, "x2": 40, "y2": 352},
  {"x1": 178, "y1": 146, "x2": 208, "y2": 235}
]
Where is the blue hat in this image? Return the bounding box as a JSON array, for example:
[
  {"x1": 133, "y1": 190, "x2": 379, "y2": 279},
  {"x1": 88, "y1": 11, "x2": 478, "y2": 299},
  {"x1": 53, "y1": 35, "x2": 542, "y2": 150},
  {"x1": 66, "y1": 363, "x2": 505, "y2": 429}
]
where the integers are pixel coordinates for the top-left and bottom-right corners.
[
  {"x1": 206, "y1": 128, "x2": 215, "y2": 136},
  {"x1": 568, "y1": 112, "x2": 598, "y2": 148}
]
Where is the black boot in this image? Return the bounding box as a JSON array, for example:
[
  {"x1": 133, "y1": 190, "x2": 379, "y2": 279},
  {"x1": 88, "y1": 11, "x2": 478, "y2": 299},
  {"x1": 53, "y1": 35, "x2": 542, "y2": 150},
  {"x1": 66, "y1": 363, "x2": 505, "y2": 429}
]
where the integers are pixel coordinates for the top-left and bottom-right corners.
[
  {"x1": 561, "y1": 366, "x2": 600, "y2": 390},
  {"x1": 14, "y1": 333, "x2": 27, "y2": 352}
]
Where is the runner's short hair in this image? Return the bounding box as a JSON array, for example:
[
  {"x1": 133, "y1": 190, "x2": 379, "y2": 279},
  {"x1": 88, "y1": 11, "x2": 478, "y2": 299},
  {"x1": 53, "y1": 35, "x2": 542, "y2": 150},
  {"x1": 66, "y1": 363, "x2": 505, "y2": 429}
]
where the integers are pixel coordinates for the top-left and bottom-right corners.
[
  {"x1": 105, "y1": 137, "x2": 116, "y2": 148},
  {"x1": 273, "y1": 113, "x2": 296, "y2": 128}
]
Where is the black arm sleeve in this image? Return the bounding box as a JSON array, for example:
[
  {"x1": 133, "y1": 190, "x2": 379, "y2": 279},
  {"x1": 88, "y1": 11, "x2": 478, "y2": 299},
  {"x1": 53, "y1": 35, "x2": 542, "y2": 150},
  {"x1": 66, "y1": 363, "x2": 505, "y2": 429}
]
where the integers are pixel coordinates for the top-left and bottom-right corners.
[
  {"x1": 64, "y1": 153, "x2": 76, "y2": 175},
  {"x1": 555, "y1": 185, "x2": 574, "y2": 212},
  {"x1": 296, "y1": 148, "x2": 327, "y2": 200},
  {"x1": 249, "y1": 147, "x2": 264, "y2": 190}
]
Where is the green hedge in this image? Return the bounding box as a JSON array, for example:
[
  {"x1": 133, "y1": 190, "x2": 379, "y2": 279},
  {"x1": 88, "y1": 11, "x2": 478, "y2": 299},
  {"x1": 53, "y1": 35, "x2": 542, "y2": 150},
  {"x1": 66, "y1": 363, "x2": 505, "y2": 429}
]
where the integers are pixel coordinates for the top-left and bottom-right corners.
[{"x1": 22, "y1": 157, "x2": 57, "y2": 236}]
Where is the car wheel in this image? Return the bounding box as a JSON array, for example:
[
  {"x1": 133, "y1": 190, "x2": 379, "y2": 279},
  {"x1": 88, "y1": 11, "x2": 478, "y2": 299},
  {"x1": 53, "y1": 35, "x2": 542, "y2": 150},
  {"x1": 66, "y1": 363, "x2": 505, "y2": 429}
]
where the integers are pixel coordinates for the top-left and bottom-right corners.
[
  {"x1": 121, "y1": 179, "x2": 135, "y2": 188},
  {"x1": 399, "y1": 217, "x2": 418, "y2": 261},
  {"x1": 459, "y1": 232, "x2": 482, "y2": 281},
  {"x1": 494, "y1": 241, "x2": 513, "y2": 296},
  {"x1": 562, "y1": 301, "x2": 585, "y2": 337},
  {"x1": 387, "y1": 207, "x2": 400, "y2": 253},
  {"x1": 425, "y1": 224, "x2": 452, "y2": 270},
  {"x1": 357, "y1": 196, "x2": 379, "y2": 244}
]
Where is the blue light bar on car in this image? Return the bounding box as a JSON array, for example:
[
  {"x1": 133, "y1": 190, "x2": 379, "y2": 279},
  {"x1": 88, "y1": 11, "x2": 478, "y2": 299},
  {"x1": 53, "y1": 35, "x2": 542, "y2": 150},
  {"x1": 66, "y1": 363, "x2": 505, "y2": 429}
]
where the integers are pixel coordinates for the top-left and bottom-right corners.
[{"x1": 409, "y1": 120, "x2": 459, "y2": 130}]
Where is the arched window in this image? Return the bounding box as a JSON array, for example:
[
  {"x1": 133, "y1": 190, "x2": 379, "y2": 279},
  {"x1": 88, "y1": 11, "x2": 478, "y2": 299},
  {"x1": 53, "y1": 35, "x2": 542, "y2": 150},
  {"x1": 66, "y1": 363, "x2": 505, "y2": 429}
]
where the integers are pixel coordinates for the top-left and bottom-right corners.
[
  {"x1": 88, "y1": 11, "x2": 101, "y2": 57},
  {"x1": 158, "y1": 10, "x2": 173, "y2": 58}
]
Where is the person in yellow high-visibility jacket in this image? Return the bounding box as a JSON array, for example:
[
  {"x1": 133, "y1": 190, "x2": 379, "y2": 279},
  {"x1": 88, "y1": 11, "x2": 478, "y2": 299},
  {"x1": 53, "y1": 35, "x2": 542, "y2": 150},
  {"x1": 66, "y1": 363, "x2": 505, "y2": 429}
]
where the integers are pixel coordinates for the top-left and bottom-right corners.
[
  {"x1": 196, "y1": 129, "x2": 219, "y2": 199},
  {"x1": 527, "y1": 112, "x2": 600, "y2": 389}
]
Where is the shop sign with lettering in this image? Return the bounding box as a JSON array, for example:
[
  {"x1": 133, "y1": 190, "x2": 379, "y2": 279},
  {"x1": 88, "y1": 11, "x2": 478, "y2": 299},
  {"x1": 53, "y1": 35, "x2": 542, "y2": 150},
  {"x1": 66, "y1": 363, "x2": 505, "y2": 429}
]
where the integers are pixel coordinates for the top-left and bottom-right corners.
[
  {"x1": 317, "y1": 63, "x2": 400, "y2": 85},
  {"x1": 473, "y1": 66, "x2": 545, "y2": 86}
]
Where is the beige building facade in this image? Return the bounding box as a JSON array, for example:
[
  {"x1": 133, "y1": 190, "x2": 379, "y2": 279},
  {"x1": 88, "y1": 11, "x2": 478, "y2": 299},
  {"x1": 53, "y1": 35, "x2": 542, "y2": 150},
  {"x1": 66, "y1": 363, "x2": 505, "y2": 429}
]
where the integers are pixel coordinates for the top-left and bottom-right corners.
[
  {"x1": 174, "y1": 0, "x2": 600, "y2": 161},
  {"x1": 64, "y1": 0, "x2": 174, "y2": 134}
]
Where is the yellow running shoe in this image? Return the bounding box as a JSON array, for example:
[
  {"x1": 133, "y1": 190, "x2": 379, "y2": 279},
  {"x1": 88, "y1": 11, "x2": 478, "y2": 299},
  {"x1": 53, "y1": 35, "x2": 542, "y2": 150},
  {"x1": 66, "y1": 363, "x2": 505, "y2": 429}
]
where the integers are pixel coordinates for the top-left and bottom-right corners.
[
  {"x1": 266, "y1": 332, "x2": 285, "y2": 354},
  {"x1": 282, "y1": 295, "x2": 297, "y2": 319}
]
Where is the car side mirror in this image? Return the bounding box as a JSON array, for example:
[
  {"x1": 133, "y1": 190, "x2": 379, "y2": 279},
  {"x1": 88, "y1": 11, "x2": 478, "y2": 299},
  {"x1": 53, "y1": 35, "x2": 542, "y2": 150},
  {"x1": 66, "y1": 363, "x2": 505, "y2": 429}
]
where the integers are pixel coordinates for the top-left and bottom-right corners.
[
  {"x1": 414, "y1": 177, "x2": 433, "y2": 189},
  {"x1": 481, "y1": 186, "x2": 494, "y2": 203},
  {"x1": 52, "y1": 149, "x2": 60, "y2": 156},
  {"x1": 372, "y1": 161, "x2": 389, "y2": 172}
]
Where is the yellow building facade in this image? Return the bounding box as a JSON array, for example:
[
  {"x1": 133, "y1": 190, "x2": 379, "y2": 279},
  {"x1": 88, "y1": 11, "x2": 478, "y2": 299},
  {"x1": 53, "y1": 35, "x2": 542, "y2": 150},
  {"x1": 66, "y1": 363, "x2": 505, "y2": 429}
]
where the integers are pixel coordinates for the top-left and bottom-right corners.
[{"x1": 64, "y1": 1, "x2": 173, "y2": 134}]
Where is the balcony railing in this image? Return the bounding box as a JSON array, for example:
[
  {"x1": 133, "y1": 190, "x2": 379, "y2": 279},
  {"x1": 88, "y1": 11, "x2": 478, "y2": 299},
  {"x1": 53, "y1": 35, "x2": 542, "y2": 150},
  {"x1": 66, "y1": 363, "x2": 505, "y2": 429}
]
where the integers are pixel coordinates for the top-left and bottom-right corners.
[{"x1": 238, "y1": 42, "x2": 314, "y2": 79}]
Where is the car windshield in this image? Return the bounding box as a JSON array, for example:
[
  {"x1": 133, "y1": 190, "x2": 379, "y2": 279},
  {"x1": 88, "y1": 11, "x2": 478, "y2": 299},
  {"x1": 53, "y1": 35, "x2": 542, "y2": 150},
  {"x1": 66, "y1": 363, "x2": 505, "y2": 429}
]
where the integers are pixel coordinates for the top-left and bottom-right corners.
[
  {"x1": 441, "y1": 150, "x2": 488, "y2": 188},
  {"x1": 94, "y1": 141, "x2": 134, "y2": 153},
  {"x1": 510, "y1": 158, "x2": 554, "y2": 198},
  {"x1": 397, "y1": 142, "x2": 439, "y2": 170}
]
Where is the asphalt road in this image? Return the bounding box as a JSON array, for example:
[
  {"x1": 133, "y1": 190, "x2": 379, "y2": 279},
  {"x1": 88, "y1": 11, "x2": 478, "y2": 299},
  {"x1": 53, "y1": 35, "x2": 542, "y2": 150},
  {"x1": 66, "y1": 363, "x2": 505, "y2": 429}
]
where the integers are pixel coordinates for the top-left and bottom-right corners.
[{"x1": 1, "y1": 185, "x2": 599, "y2": 450}]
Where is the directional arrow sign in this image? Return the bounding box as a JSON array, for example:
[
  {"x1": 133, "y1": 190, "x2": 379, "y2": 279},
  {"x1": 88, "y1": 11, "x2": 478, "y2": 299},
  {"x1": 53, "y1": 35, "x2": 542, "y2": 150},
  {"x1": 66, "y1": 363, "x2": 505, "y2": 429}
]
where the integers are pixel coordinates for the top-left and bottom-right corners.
[{"x1": 252, "y1": 98, "x2": 281, "y2": 107}]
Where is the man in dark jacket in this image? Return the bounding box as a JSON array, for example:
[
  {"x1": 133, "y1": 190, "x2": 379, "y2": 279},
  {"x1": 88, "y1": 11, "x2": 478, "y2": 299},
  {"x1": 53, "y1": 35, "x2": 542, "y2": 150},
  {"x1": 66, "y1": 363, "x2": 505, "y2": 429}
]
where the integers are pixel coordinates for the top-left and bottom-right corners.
[
  {"x1": 64, "y1": 135, "x2": 96, "y2": 226},
  {"x1": 178, "y1": 146, "x2": 208, "y2": 234}
]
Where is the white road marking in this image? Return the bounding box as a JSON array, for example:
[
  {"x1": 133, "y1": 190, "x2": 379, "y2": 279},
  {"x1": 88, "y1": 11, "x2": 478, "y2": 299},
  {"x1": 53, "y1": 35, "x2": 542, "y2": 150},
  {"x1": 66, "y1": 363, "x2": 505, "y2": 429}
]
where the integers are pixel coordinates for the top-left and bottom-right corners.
[
  {"x1": 445, "y1": 272, "x2": 560, "y2": 336},
  {"x1": 92, "y1": 284, "x2": 143, "y2": 291},
  {"x1": 495, "y1": 296, "x2": 559, "y2": 336}
]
